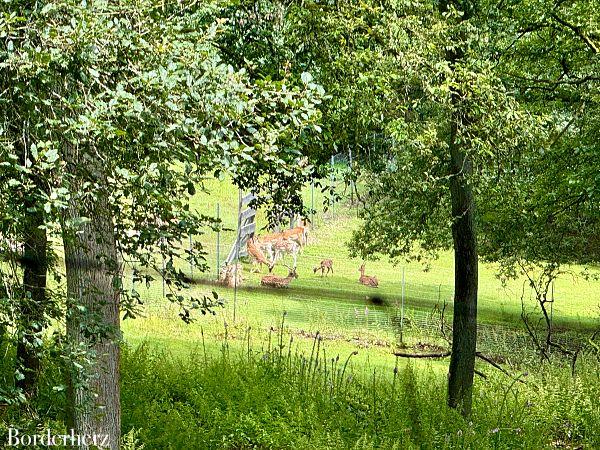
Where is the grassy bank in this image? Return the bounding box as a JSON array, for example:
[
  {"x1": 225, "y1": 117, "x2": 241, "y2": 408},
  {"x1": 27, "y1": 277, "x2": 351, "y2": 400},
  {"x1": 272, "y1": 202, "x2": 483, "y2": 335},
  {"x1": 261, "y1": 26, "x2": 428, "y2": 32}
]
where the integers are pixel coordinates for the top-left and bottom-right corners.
[
  {"x1": 119, "y1": 177, "x2": 600, "y2": 378},
  {"x1": 127, "y1": 177, "x2": 600, "y2": 343},
  {"x1": 119, "y1": 343, "x2": 599, "y2": 449},
  {"x1": 3, "y1": 338, "x2": 598, "y2": 449}
]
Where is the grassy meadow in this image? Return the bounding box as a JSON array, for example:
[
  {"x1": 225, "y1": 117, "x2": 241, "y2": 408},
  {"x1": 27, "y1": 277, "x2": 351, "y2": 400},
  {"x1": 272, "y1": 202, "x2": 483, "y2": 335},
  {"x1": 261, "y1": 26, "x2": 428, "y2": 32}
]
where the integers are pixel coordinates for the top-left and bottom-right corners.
[
  {"x1": 122, "y1": 176, "x2": 600, "y2": 365},
  {"x1": 110, "y1": 177, "x2": 599, "y2": 449}
]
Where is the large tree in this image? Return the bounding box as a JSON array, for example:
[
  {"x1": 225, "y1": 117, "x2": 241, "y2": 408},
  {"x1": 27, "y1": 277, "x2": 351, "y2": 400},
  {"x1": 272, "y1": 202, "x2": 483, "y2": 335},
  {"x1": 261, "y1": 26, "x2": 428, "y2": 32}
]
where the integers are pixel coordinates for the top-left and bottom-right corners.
[
  {"x1": 332, "y1": 0, "x2": 535, "y2": 414},
  {"x1": 231, "y1": 0, "x2": 527, "y2": 415},
  {"x1": 478, "y1": 0, "x2": 600, "y2": 357},
  {"x1": 1, "y1": 1, "x2": 322, "y2": 446}
]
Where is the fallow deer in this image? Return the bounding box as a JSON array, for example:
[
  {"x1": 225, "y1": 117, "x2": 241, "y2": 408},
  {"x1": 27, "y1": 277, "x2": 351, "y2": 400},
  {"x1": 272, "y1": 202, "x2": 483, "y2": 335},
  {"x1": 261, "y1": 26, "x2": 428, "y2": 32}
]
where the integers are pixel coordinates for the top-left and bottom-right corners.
[
  {"x1": 260, "y1": 268, "x2": 298, "y2": 288},
  {"x1": 271, "y1": 238, "x2": 301, "y2": 270},
  {"x1": 358, "y1": 264, "x2": 378, "y2": 288},
  {"x1": 260, "y1": 219, "x2": 309, "y2": 248},
  {"x1": 313, "y1": 259, "x2": 333, "y2": 276},
  {"x1": 247, "y1": 237, "x2": 275, "y2": 272},
  {"x1": 283, "y1": 223, "x2": 308, "y2": 246},
  {"x1": 219, "y1": 263, "x2": 243, "y2": 288}
]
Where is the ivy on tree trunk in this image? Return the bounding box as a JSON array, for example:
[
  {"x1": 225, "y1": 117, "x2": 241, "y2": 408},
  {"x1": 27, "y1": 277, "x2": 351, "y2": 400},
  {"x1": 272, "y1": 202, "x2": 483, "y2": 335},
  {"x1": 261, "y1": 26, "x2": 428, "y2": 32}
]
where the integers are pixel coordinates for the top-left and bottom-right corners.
[{"x1": 16, "y1": 206, "x2": 47, "y2": 395}]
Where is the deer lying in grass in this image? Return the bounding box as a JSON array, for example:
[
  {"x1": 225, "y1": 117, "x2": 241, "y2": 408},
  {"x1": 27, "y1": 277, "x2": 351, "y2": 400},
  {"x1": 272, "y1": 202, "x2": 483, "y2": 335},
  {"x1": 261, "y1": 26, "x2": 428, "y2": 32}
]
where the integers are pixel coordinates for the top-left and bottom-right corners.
[
  {"x1": 261, "y1": 268, "x2": 298, "y2": 288},
  {"x1": 313, "y1": 259, "x2": 333, "y2": 276},
  {"x1": 219, "y1": 263, "x2": 243, "y2": 288},
  {"x1": 358, "y1": 264, "x2": 378, "y2": 288}
]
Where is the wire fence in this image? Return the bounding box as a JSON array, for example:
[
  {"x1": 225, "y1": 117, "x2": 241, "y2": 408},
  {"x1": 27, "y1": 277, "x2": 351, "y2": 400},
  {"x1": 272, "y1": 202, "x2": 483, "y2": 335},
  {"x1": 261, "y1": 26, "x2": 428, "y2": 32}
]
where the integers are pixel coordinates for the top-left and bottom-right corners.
[
  {"x1": 125, "y1": 155, "x2": 599, "y2": 358},
  {"x1": 128, "y1": 266, "x2": 594, "y2": 359}
]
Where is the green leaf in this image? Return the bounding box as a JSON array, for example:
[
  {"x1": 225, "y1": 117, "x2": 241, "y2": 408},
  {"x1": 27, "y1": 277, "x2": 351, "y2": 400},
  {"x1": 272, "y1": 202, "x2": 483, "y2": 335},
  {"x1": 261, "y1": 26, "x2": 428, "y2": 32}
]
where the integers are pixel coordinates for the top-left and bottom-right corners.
[{"x1": 45, "y1": 148, "x2": 59, "y2": 164}]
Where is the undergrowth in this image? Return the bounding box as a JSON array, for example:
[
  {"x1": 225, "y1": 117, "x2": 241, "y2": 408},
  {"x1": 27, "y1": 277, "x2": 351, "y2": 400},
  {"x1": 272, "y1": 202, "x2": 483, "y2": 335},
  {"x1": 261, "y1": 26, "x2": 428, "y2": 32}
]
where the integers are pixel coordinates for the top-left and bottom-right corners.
[
  {"x1": 119, "y1": 326, "x2": 600, "y2": 449},
  {"x1": 1, "y1": 325, "x2": 599, "y2": 449}
]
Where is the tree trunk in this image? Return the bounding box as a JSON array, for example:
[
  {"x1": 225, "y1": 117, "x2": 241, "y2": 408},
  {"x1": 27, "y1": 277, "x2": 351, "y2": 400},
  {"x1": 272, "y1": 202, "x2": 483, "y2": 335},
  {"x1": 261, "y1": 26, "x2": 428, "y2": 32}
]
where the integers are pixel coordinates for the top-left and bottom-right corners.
[
  {"x1": 16, "y1": 206, "x2": 47, "y2": 395},
  {"x1": 447, "y1": 121, "x2": 478, "y2": 416},
  {"x1": 440, "y1": 0, "x2": 479, "y2": 416},
  {"x1": 13, "y1": 136, "x2": 49, "y2": 396},
  {"x1": 62, "y1": 155, "x2": 121, "y2": 450}
]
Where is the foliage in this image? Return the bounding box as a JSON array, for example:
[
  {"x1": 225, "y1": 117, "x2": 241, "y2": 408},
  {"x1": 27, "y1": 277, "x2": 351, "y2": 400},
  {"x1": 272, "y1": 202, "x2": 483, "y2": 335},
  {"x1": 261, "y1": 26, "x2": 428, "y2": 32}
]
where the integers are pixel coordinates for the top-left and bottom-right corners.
[
  {"x1": 1, "y1": 0, "x2": 323, "y2": 313},
  {"x1": 119, "y1": 341, "x2": 600, "y2": 449},
  {"x1": 479, "y1": 0, "x2": 600, "y2": 276},
  {"x1": 328, "y1": 1, "x2": 537, "y2": 264},
  {"x1": 0, "y1": 0, "x2": 323, "y2": 418}
]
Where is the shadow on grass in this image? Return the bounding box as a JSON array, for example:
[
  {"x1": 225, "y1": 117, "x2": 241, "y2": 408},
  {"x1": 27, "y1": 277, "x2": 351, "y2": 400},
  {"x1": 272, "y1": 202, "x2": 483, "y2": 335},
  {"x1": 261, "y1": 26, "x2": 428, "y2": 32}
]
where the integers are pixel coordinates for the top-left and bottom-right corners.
[{"x1": 189, "y1": 276, "x2": 597, "y2": 333}]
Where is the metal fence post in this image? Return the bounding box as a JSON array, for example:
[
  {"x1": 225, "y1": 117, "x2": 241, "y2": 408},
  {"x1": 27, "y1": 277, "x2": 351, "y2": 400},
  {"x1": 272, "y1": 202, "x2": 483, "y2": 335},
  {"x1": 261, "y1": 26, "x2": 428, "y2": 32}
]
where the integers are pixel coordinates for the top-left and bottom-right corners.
[
  {"x1": 330, "y1": 154, "x2": 335, "y2": 219},
  {"x1": 400, "y1": 267, "x2": 405, "y2": 344},
  {"x1": 216, "y1": 203, "x2": 220, "y2": 280},
  {"x1": 162, "y1": 255, "x2": 166, "y2": 298},
  {"x1": 550, "y1": 280, "x2": 554, "y2": 337},
  {"x1": 310, "y1": 180, "x2": 315, "y2": 227},
  {"x1": 233, "y1": 190, "x2": 242, "y2": 323},
  {"x1": 131, "y1": 264, "x2": 136, "y2": 294},
  {"x1": 189, "y1": 234, "x2": 193, "y2": 278},
  {"x1": 349, "y1": 145, "x2": 354, "y2": 205}
]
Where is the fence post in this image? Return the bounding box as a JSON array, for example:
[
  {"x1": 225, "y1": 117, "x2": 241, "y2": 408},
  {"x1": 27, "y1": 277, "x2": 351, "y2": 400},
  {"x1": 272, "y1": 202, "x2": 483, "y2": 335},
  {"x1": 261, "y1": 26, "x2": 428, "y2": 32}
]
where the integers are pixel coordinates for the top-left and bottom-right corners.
[
  {"x1": 189, "y1": 234, "x2": 193, "y2": 278},
  {"x1": 310, "y1": 180, "x2": 315, "y2": 227},
  {"x1": 131, "y1": 264, "x2": 136, "y2": 294},
  {"x1": 348, "y1": 145, "x2": 354, "y2": 205},
  {"x1": 162, "y1": 254, "x2": 166, "y2": 298},
  {"x1": 330, "y1": 154, "x2": 335, "y2": 219},
  {"x1": 216, "y1": 203, "x2": 220, "y2": 280},
  {"x1": 233, "y1": 190, "x2": 242, "y2": 323},
  {"x1": 438, "y1": 284, "x2": 442, "y2": 340},
  {"x1": 550, "y1": 280, "x2": 554, "y2": 338},
  {"x1": 400, "y1": 267, "x2": 405, "y2": 344}
]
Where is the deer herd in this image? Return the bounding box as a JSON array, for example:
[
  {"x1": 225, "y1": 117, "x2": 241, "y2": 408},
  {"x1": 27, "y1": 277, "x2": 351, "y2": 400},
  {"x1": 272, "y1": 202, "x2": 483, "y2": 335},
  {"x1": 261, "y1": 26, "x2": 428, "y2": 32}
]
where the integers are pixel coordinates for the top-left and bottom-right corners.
[{"x1": 240, "y1": 222, "x2": 379, "y2": 289}]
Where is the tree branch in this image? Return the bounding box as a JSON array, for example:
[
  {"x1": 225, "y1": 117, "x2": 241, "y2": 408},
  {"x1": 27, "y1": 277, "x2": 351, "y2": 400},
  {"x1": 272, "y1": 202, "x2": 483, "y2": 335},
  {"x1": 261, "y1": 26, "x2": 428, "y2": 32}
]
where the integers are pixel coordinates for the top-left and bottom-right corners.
[
  {"x1": 476, "y1": 352, "x2": 526, "y2": 383},
  {"x1": 393, "y1": 351, "x2": 451, "y2": 358},
  {"x1": 550, "y1": 13, "x2": 599, "y2": 54}
]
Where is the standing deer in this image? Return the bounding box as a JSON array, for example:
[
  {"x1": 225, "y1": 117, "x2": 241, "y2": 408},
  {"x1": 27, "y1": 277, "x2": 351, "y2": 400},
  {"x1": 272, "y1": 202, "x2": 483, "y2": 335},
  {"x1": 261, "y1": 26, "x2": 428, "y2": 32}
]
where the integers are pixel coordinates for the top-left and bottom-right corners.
[
  {"x1": 358, "y1": 264, "x2": 378, "y2": 288},
  {"x1": 261, "y1": 268, "x2": 298, "y2": 288},
  {"x1": 313, "y1": 259, "x2": 333, "y2": 276},
  {"x1": 271, "y1": 238, "x2": 301, "y2": 270},
  {"x1": 247, "y1": 237, "x2": 275, "y2": 272},
  {"x1": 260, "y1": 219, "x2": 309, "y2": 248},
  {"x1": 284, "y1": 223, "x2": 308, "y2": 246}
]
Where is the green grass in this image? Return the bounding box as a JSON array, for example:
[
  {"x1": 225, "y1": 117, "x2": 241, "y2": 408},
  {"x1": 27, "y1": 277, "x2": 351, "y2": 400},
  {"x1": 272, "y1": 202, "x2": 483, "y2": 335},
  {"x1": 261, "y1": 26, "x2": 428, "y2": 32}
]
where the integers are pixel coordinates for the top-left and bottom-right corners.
[
  {"x1": 116, "y1": 338, "x2": 600, "y2": 449},
  {"x1": 3, "y1": 177, "x2": 600, "y2": 449},
  {"x1": 3, "y1": 330, "x2": 598, "y2": 449},
  {"x1": 122, "y1": 176, "x2": 600, "y2": 364}
]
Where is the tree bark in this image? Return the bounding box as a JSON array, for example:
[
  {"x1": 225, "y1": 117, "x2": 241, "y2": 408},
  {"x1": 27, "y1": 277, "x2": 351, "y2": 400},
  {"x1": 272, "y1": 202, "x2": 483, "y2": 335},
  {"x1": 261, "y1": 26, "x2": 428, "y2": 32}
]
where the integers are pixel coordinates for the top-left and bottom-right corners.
[
  {"x1": 447, "y1": 121, "x2": 478, "y2": 416},
  {"x1": 62, "y1": 152, "x2": 121, "y2": 450},
  {"x1": 440, "y1": 0, "x2": 479, "y2": 416}
]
